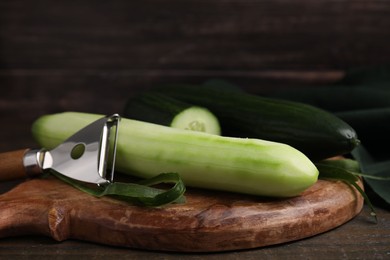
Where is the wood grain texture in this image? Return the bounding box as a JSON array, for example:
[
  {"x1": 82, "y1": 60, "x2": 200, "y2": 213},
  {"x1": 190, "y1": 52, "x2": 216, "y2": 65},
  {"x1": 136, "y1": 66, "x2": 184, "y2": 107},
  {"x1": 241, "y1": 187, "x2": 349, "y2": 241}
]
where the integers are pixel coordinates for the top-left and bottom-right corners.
[
  {"x1": 0, "y1": 176, "x2": 363, "y2": 252},
  {"x1": 1, "y1": 0, "x2": 390, "y2": 71}
]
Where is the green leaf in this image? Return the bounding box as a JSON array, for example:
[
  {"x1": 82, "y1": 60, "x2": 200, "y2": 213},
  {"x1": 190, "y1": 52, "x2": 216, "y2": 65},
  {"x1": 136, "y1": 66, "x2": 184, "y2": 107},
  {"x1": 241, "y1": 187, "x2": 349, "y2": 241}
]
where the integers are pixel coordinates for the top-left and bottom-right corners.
[
  {"x1": 337, "y1": 64, "x2": 390, "y2": 87},
  {"x1": 316, "y1": 159, "x2": 377, "y2": 222},
  {"x1": 51, "y1": 171, "x2": 186, "y2": 207},
  {"x1": 352, "y1": 146, "x2": 390, "y2": 206}
]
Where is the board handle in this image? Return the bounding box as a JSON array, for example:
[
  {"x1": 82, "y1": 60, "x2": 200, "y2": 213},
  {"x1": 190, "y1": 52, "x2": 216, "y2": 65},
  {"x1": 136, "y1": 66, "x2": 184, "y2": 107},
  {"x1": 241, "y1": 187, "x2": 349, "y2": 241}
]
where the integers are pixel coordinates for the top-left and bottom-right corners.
[{"x1": 0, "y1": 149, "x2": 38, "y2": 181}]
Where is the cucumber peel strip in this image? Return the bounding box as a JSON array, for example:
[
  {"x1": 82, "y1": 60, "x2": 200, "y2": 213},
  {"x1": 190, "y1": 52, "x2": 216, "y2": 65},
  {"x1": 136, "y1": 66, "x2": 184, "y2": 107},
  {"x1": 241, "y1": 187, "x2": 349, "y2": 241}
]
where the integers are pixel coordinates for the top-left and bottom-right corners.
[
  {"x1": 50, "y1": 171, "x2": 186, "y2": 207},
  {"x1": 316, "y1": 159, "x2": 377, "y2": 222}
]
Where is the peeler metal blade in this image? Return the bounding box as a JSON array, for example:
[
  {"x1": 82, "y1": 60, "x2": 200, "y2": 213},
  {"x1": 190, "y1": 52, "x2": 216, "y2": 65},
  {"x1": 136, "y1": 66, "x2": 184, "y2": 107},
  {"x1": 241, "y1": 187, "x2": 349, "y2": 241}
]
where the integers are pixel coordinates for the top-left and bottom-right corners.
[{"x1": 23, "y1": 114, "x2": 121, "y2": 185}]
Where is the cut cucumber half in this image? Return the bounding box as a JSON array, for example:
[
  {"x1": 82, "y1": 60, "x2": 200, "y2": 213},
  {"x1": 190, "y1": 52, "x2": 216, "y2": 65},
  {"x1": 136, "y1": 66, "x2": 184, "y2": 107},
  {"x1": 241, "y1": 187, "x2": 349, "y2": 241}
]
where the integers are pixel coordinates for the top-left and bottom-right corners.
[
  {"x1": 124, "y1": 92, "x2": 221, "y2": 135},
  {"x1": 171, "y1": 106, "x2": 221, "y2": 135}
]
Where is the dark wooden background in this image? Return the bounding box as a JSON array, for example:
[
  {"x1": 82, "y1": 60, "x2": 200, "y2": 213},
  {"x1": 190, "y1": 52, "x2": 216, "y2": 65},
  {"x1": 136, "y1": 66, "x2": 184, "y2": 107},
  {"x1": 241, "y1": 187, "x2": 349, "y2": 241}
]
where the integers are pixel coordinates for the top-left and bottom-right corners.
[{"x1": 1, "y1": 0, "x2": 390, "y2": 258}]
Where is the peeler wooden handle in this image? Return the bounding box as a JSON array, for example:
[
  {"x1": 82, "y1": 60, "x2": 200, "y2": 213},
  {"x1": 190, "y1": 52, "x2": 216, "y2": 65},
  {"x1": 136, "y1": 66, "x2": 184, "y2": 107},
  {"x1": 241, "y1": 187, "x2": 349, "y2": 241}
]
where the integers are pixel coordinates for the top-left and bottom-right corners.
[{"x1": 0, "y1": 149, "x2": 41, "y2": 182}]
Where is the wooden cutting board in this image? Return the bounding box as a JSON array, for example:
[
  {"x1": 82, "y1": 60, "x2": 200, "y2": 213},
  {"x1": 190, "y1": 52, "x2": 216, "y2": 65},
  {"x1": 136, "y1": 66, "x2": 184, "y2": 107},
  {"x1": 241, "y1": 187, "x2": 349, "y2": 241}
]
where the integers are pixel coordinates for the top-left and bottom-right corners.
[{"x1": 0, "y1": 176, "x2": 363, "y2": 252}]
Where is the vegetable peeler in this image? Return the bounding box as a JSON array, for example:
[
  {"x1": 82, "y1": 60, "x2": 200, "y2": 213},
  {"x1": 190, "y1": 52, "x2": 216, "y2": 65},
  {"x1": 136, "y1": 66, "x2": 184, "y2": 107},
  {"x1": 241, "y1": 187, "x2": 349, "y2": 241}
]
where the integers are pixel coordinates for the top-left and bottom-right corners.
[{"x1": 0, "y1": 114, "x2": 120, "y2": 185}]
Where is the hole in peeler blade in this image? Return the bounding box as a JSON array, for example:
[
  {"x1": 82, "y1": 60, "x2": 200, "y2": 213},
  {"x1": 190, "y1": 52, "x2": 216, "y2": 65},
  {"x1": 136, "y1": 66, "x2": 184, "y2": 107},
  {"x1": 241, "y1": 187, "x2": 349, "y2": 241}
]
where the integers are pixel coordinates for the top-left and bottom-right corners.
[{"x1": 70, "y1": 143, "x2": 86, "y2": 160}]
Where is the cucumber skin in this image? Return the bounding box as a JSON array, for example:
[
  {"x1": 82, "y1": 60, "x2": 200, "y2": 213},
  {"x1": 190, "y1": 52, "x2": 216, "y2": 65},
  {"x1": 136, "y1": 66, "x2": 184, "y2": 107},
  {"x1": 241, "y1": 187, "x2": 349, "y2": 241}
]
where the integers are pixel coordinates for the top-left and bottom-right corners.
[
  {"x1": 124, "y1": 93, "x2": 191, "y2": 127},
  {"x1": 156, "y1": 85, "x2": 359, "y2": 161},
  {"x1": 261, "y1": 86, "x2": 390, "y2": 112},
  {"x1": 32, "y1": 112, "x2": 319, "y2": 198}
]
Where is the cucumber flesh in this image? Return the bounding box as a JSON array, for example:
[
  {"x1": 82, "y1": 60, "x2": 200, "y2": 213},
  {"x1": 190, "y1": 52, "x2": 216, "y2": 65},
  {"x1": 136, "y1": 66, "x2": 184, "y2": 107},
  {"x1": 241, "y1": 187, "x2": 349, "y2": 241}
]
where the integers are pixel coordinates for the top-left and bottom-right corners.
[
  {"x1": 171, "y1": 106, "x2": 221, "y2": 135},
  {"x1": 124, "y1": 92, "x2": 220, "y2": 135}
]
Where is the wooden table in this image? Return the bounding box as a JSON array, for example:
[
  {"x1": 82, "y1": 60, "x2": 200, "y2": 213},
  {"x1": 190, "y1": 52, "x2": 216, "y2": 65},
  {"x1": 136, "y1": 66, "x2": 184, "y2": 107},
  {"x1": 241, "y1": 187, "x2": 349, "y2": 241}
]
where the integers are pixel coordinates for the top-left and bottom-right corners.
[
  {"x1": 0, "y1": 205, "x2": 388, "y2": 259},
  {"x1": 1, "y1": 0, "x2": 390, "y2": 258}
]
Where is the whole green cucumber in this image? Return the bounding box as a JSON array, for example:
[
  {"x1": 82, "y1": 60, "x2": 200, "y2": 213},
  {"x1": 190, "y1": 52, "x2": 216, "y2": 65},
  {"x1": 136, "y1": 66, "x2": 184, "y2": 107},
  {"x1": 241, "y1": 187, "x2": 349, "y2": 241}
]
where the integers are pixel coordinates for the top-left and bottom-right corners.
[
  {"x1": 260, "y1": 86, "x2": 390, "y2": 112},
  {"x1": 155, "y1": 85, "x2": 359, "y2": 161},
  {"x1": 32, "y1": 112, "x2": 319, "y2": 198}
]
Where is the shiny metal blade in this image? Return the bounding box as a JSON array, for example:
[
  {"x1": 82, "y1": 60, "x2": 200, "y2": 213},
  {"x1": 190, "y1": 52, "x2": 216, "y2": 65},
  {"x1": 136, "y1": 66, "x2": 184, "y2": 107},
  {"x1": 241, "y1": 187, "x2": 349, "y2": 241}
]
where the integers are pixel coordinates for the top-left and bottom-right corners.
[{"x1": 42, "y1": 114, "x2": 120, "y2": 185}]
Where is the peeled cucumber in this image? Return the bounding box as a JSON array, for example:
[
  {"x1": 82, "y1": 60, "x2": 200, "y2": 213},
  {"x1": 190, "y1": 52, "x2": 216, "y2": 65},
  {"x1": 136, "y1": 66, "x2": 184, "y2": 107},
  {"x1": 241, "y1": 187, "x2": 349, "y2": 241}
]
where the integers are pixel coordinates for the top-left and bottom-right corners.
[{"x1": 32, "y1": 112, "x2": 319, "y2": 197}]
